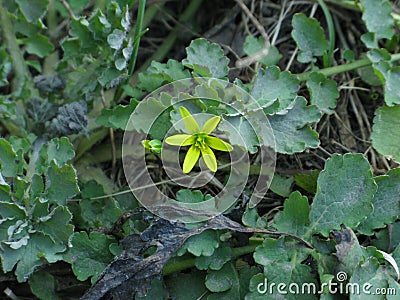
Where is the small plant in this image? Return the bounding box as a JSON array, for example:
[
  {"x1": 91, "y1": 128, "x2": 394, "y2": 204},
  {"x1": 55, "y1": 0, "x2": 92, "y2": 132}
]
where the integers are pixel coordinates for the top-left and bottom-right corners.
[{"x1": 165, "y1": 106, "x2": 233, "y2": 173}]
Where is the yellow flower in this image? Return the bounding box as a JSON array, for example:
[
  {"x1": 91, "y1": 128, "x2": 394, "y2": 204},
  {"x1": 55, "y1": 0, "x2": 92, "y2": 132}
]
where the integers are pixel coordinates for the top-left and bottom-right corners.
[{"x1": 165, "y1": 107, "x2": 233, "y2": 173}]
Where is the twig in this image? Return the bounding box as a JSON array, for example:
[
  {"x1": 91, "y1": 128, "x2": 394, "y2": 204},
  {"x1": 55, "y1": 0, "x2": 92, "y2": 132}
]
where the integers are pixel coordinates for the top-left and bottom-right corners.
[
  {"x1": 234, "y1": 0, "x2": 270, "y2": 42},
  {"x1": 60, "y1": 0, "x2": 77, "y2": 20}
]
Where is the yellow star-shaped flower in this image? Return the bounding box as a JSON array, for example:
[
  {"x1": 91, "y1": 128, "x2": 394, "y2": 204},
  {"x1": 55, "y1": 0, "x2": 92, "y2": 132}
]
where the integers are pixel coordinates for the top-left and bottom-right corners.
[{"x1": 165, "y1": 107, "x2": 233, "y2": 173}]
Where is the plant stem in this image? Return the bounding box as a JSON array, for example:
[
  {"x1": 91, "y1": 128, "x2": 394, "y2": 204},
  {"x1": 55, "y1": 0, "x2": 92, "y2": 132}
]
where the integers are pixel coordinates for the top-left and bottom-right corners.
[
  {"x1": 133, "y1": 0, "x2": 203, "y2": 78},
  {"x1": 162, "y1": 241, "x2": 260, "y2": 276},
  {"x1": 318, "y1": 0, "x2": 335, "y2": 67},
  {"x1": 0, "y1": 0, "x2": 29, "y2": 94},
  {"x1": 128, "y1": 0, "x2": 146, "y2": 77},
  {"x1": 296, "y1": 53, "x2": 400, "y2": 82}
]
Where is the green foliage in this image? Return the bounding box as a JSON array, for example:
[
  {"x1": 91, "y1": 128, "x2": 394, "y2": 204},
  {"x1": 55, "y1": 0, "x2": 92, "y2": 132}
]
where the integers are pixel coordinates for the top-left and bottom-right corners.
[
  {"x1": 291, "y1": 13, "x2": 329, "y2": 63},
  {"x1": 268, "y1": 97, "x2": 321, "y2": 154},
  {"x1": 306, "y1": 72, "x2": 339, "y2": 114},
  {"x1": 361, "y1": 0, "x2": 394, "y2": 40},
  {"x1": 63, "y1": 231, "x2": 121, "y2": 284},
  {"x1": 251, "y1": 66, "x2": 299, "y2": 113},
  {"x1": 372, "y1": 105, "x2": 400, "y2": 162},
  {"x1": 357, "y1": 168, "x2": 400, "y2": 235},
  {"x1": 274, "y1": 191, "x2": 310, "y2": 236},
  {"x1": 269, "y1": 174, "x2": 293, "y2": 197},
  {"x1": 178, "y1": 230, "x2": 220, "y2": 257},
  {"x1": 309, "y1": 154, "x2": 376, "y2": 237},
  {"x1": 243, "y1": 35, "x2": 282, "y2": 66},
  {"x1": 29, "y1": 270, "x2": 61, "y2": 300},
  {"x1": 16, "y1": 0, "x2": 49, "y2": 23},
  {"x1": 182, "y1": 38, "x2": 230, "y2": 78}
]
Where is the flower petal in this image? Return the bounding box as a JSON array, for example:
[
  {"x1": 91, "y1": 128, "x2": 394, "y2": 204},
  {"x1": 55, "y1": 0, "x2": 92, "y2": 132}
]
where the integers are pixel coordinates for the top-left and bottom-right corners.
[
  {"x1": 201, "y1": 115, "x2": 220, "y2": 134},
  {"x1": 206, "y1": 136, "x2": 233, "y2": 152},
  {"x1": 180, "y1": 106, "x2": 200, "y2": 134},
  {"x1": 183, "y1": 145, "x2": 200, "y2": 173},
  {"x1": 165, "y1": 134, "x2": 195, "y2": 146},
  {"x1": 201, "y1": 145, "x2": 217, "y2": 172}
]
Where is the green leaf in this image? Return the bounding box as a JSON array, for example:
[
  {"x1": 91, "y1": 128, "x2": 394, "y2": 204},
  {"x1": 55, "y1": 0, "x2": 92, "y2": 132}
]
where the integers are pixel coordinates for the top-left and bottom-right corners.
[
  {"x1": 243, "y1": 35, "x2": 282, "y2": 66},
  {"x1": 242, "y1": 204, "x2": 267, "y2": 228},
  {"x1": 219, "y1": 115, "x2": 259, "y2": 153},
  {"x1": 24, "y1": 33, "x2": 54, "y2": 58},
  {"x1": 387, "y1": 277, "x2": 400, "y2": 300},
  {"x1": 29, "y1": 270, "x2": 61, "y2": 300},
  {"x1": 46, "y1": 137, "x2": 75, "y2": 167},
  {"x1": 360, "y1": 0, "x2": 394, "y2": 40},
  {"x1": 251, "y1": 66, "x2": 299, "y2": 113},
  {"x1": 178, "y1": 230, "x2": 219, "y2": 257},
  {"x1": 36, "y1": 205, "x2": 74, "y2": 246},
  {"x1": 1, "y1": 232, "x2": 65, "y2": 282},
  {"x1": 60, "y1": 38, "x2": 81, "y2": 59},
  {"x1": 0, "y1": 201, "x2": 26, "y2": 220},
  {"x1": 0, "y1": 138, "x2": 20, "y2": 177},
  {"x1": 16, "y1": 0, "x2": 49, "y2": 23},
  {"x1": 69, "y1": 18, "x2": 95, "y2": 50},
  {"x1": 96, "y1": 101, "x2": 137, "y2": 130},
  {"x1": 383, "y1": 67, "x2": 400, "y2": 106},
  {"x1": 291, "y1": 13, "x2": 329, "y2": 63},
  {"x1": 63, "y1": 231, "x2": 119, "y2": 283},
  {"x1": 206, "y1": 262, "x2": 241, "y2": 299},
  {"x1": 45, "y1": 161, "x2": 79, "y2": 205},
  {"x1": 254, "y1": 237, "x2": 308, "y2": 266},
  {"x1": 309, "y1": 154, "x2": 376, "y2": 237},
  {"x1": 307, "y1": 72, "x2": 339, "y2": 114},
  {"x1": 176, "y1": 189, "x2": 211, "y2": 203},
  {"x1": 80, "y1": 181, "x2": 121, "y2": 228},
  {"x1": 349, "y1": 258, "x2": 388, "y2": 300},
  {"x1": 269, "y1": 174, "x2": 293, "y2": 197},
  {"x1": 182, "y1": 38, "x2": 229, "y2": 78},
  {"x1": 294, "y1": 170, "x2": 320, "y2": 194},
  {"x1": 138, "y1": 59, "x2": 191, "y2": 92},
  {"x1": 107, "y1": 29, "x2": 125, "y2": 50},
  {"x1": 195, "y1": 247, "x2": 232, "y2": 270},
  {"x1": 274, "y1": 191, "x2": 309, "y2": 236},
  {"x1": 371, "y1": 222, "x2": 400, "y2": 252},
  {"x1": 371, "y1": 105, "x2": 400, "y2": 162},
  {"x1": 268, "y1": 97, "x2": 321, "y2": 154},
  {"x1": 251, "y1": 237, "x2": 317, "y2": 300},
  {"x1": 357, "y1": 168, "x2": 400, "y2": 235}
]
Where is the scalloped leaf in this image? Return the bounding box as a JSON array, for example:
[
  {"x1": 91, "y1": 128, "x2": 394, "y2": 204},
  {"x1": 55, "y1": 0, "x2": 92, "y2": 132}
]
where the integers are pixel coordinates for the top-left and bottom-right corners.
[
  {"x1": 291, "y1": 13, "x2": 329, "y2": 63},
  {"x1": 251, "y1": 66, "x2": 299, "y2": 113},
  {"x1": 357, "y1": 168, "x2": 400, "y2": 235},
  {"x1": 361, "y1": 0, "x2": 394, "y2": 40},
  {"x1": 309, "y1": 154, "x2": 376, "y2": 237},
  {"x1": 182, "y1": 38, "x2": 229, "y2": 78},
  {"x1": 372, "y1": 105, "x2": 400, "y2": 162},
  {"x1": 307, "y1": 72, "x2": 339, "y2": 114},
  {"x1": 268, "y1": 97, "x2": 321, "y2": 154}
]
